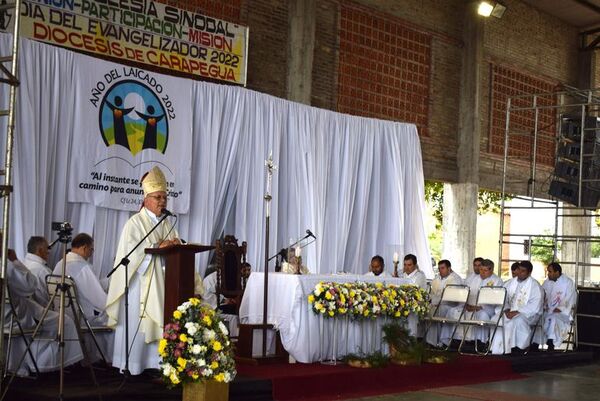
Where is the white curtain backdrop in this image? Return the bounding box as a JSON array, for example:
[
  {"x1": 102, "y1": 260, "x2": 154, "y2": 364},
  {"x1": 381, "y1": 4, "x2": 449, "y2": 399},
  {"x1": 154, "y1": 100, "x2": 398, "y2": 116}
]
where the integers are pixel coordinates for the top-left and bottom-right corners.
[{"x1": 0, "y1": 34, "x2": 433, "y2": 279}]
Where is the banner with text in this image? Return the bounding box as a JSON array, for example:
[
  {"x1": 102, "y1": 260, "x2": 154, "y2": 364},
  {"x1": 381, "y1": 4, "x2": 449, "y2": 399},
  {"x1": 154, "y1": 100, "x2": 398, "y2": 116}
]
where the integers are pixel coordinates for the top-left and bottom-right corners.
[
  {"x1": 0, "y1": 0, "x2": 248, "y2": 85},
  {"x1": 67, "y1": 54, "x2": 192, "y2": 213}
]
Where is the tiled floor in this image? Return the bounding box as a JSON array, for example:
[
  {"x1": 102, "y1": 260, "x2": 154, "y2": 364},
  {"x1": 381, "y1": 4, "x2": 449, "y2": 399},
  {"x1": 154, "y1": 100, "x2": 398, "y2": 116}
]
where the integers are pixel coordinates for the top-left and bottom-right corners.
[{"x1": 348, "y1": 362, "x2": 600, "y2": 401}]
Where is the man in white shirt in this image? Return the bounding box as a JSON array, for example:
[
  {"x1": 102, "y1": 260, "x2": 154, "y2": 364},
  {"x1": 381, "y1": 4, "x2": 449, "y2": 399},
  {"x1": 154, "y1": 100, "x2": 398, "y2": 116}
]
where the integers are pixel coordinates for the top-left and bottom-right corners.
[
  {"x1": 402, "y1": 254, "x2": 427, "y2": 289},
  {"x1": 490, "y1": 260, "x2": 543, "y2": 355},
  {"x1": 441, "y1": 259, "x2": 503, "y2": 348},
  {"x1": 364, "y1": 255, "x2": 390, "y2": 278},
  {"x1": 4, "y1": 243, "x2": 82, "y2": 375},
  {"x1": 401, "y1": 254, "x2": 427, "y2": 336},
  {"x1": 539, "y1": 262, "x2": 576, "y2": 351},
  {"x1": 426, "y1": 259, "x2": 463, "y2": 347},
  {"x1": 23, "y1": 236, "x2": 51, "y2": 305},
  {"x1": 54, "y1": 233, "x2": 107, "y2": 325}
]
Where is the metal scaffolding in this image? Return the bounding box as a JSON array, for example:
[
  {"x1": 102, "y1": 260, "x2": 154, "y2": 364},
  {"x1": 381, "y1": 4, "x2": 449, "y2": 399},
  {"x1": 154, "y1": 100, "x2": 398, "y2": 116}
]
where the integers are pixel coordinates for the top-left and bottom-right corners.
[
  {"x1": 0, "y1": 0, "x2": 22, "y2": 385},
  {"x1": 498, "y1": 87, "x2": 600, "y2": 287}
]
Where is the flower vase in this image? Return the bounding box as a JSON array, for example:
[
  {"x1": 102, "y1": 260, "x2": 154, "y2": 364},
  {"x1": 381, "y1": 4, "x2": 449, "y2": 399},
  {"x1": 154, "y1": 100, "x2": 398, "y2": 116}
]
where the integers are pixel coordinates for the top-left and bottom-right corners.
[{"x1": 182, "y1": 380, "x2": 229, "y2": 401}]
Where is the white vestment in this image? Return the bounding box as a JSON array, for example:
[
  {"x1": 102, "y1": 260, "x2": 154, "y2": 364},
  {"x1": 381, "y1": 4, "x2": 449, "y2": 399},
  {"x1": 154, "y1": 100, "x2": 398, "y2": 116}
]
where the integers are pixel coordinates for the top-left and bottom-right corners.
[
  {"x1": 201, "y1": 271, "x2": 239, "y2": 337},
  {"x1": 539, "y1": 275, "x2": 576, "y2": 347},
  {"x1": 401, "y1": 269, "x2": 427, "y2": 336},
  {"x1": 106, "y1": 208, "x2": 178, "y2": 375},
  {"x1": 491, "y1": 276, "x2": 543, "y2": 354},
  {"x1": 441, "y1": 274, "x2": 503, "y2": 344},
  {"x1": 54, "y1": 252, "x2": 108, "y2": 325},
  {"x1": 425, "y1": 271, "x2": 463, "y2": 346},
  {"x1": 363, "y1": 271, "x2": 391, "y2": 279},
  {"x1": 23, "y1": 253, "x2": 51, "y2": 305},
  {"x1": 5, "y1": 259, "x2": 82, "y2": 375}
]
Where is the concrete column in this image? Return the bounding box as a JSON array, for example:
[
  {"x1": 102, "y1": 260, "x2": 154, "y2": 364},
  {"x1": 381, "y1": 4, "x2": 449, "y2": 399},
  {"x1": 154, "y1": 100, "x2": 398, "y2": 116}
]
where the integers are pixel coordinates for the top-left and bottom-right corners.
[
  {"x1": 561, "y1": 209, "x2": 591, "y2": 285},
  {"x1": 442, "y1": 182, "x2": 479, "y2": 277},
  {"x1": 442, "y1": 3, "x2": 482, "y2": 276},
  {"x1": 286, "y1": 0, "x2": 316, "y2": 104}
]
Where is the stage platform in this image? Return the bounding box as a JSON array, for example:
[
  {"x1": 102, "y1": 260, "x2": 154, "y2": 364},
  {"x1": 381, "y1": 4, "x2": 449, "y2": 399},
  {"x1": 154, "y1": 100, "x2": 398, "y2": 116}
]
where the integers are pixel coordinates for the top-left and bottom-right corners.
[{"x1": 2, "y1": 351, "x2": 594, "y2": 401}]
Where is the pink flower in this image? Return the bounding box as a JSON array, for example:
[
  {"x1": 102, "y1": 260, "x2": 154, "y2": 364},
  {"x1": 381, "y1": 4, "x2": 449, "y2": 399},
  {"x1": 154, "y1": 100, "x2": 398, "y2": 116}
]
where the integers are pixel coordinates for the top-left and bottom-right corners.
[{"x1": 174, "y1": 349, "x2": 182, "y2": 357}]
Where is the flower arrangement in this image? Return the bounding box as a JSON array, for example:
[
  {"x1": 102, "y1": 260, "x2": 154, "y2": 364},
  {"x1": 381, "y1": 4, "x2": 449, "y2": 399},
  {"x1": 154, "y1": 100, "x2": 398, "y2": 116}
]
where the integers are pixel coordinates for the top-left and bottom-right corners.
[
  {"x1": 159, "y1": 298, "x2": 237, "y2": 387},
  {"x1": 308, "y1": 281, "x2": 429, "y2": 320}
]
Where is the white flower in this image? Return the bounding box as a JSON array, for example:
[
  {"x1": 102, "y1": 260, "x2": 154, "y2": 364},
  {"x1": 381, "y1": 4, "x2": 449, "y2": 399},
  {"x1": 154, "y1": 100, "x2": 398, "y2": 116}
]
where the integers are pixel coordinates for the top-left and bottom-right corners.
[
  {"x1": 224, "y1": 372, "x2": 232, "y2": 382},
  {"x1": 196, "y1": 358, "x2": 206, "y2": 366},
  {"x1": 218, "y1": 321, "x2": 229, "y2": 335},
  {"x1": 185, "y1": 322, "x2": 199, "y2": 336},
  {"x1": 202, "y1": 368, "x2": 212, "y2": 377},
  {"x1": 192, "y1": 344, "x2": 202, "y2": 355},
  {"x1": 161, "y1": 363, "x2": 175, "y2": 376},
  {"x1": 177, "y1": 302, "x2": 191, "y2": 312},
  {"x1": 202, "y1": 329, "x2": 216, "y2": 342}
]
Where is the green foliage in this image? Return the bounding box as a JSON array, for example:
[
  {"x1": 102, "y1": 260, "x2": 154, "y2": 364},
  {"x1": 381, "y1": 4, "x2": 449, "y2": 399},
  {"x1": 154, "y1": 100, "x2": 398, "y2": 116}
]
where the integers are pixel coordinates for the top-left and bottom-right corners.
[
  {"x1": 424, "y1": 181, "x2": 511, "y2": 229},
  {"x1": 592, "y1": 242, "x2": 600, "y2": 258},
  {"x1": 343, "y1": 351, "x2": 390, "y2": 368},
  {"x1": 529, "y1": 235, "x2": 559, "y2": 265}
]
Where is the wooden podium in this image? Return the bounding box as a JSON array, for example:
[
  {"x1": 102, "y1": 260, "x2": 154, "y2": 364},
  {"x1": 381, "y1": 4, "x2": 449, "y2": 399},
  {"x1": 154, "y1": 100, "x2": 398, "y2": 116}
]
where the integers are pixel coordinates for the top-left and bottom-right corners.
[{"x1": 146, "y1": 243, "x2": 214, "y2": 324}]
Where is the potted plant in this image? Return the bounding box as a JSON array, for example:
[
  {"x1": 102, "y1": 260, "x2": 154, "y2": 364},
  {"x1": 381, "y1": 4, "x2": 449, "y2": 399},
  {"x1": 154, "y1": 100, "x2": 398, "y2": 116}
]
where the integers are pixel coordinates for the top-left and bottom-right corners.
[
  {"x1": 159, "y1": 298, "x2": 236, "y2": 401},
  {"x1": 381, "y1": 322, "x2": 424, "y2": 366}
]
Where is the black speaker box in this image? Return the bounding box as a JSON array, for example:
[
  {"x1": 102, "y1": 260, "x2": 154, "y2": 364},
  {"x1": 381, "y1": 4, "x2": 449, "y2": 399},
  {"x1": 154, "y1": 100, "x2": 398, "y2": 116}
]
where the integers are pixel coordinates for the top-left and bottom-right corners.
[{"x1": 548, "y1": 180, "x2": 600, "y2": 209}]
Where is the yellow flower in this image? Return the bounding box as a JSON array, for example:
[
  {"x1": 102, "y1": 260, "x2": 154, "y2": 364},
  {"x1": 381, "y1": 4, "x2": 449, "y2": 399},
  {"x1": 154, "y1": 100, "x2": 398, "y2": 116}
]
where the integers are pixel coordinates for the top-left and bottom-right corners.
[
  {"x1": 364, "y1": 310, "x2": 370, "y2": 317},
  {"x1": 340, "y1": 295, "x2": 346, "y2": 303},
  {"x1": 328, "y1": 310, "x2": 334, "y2": 317},
  {"x1": 170, "y1": 372, "x2": 180, "y2": 384},
  {"x1": 173, "y1": 310, "x2": 182, "y2": 320},
  {"x1": 404, "y1": 310, "x2": 409, "y2": 316},
  {"x1": 210, "y1": 361, "x2": 219, "y2": 369},
  {"x1": 315, "y1": 302, "x2": 324, "y2": 311},
  {"x1": 371, "y1": 295, "x2": 378, "y2": 302},
  {"x1": 325, "y1": 292, "x2": 333, "y2": 300},
  {"x1": 179, "y1": 333, "x2": 188, "y2": 343},
  {"x1": 192, "y1": 373, "x2": 199, "y2": 380},
  {"x1": 394, "y1": 311, "x2": 401, "y2": 317},
  {"x1": 215, "y1": 373, "x2": 225, "y2": 382},
  {"x1": 177, "y1": 357, "x2": 187, "y2": 370},
  {"x1": 158, "y1": 338, "x2": 168, "y2": 357},
  {"x1": 212, "y1": 341, "x2": 223, "y2": 351},
  {"x1": 308, "y1": 294, "x2": 315, "y2": 303},
  {"x1": 203, "y1": 315, "x2": 212, "y2": 326},
  {"x1": 375, "y1": 282, "x2": 383, "y2": 288},
  {"x1": 189, "y1": 298, "x2": 200, "y2": 306}
]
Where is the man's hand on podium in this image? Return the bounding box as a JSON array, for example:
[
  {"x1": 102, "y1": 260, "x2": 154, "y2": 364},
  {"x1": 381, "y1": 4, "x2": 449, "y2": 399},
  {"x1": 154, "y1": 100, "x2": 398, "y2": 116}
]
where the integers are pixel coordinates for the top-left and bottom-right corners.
[{"x1": 159, "y1": 238, "x2": 182, "y2": 248}]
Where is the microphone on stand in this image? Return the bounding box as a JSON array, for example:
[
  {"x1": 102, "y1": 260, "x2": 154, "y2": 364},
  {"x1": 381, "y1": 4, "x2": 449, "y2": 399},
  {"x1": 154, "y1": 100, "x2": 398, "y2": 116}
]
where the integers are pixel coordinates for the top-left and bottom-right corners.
[
  {"x1": 306, "y1": 229, "x2": 316, "y2": 239},
  {"x1": 161, "y1": 208, "x2": 176, "y2": 217}
]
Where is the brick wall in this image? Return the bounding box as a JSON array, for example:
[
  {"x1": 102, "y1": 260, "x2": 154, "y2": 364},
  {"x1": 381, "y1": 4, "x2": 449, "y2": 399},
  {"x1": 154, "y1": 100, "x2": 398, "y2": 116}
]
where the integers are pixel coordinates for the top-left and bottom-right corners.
[{"x1": 336, "y1": 2, "x2": 432, "y2": 136}]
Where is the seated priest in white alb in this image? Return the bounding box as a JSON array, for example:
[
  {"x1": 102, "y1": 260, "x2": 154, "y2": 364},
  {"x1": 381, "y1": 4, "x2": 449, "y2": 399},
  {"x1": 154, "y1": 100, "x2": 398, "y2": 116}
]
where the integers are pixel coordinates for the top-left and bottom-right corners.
[
  {"x1": 53, "y1": 233, "x2": 108, "y2": 325},
  {"x1": 490, "y1": 260, "x2": 543, "y2": 355},
  {"x1": 504, "y1": 262, "x2": 519, "y2": 285},
  {"x1": 536, "y1": 262, "x2": 576, "y2": 351},
  {"x1": 4, "y1": 243, "x2": 83, "y2": 375},
  {"x1": 281, "y1": 248, "x2": 310, "y2": 274},
  {"x1": 401, "y1": 254, "x2": 427, "y2": 336},
  {"x1": 425, "y1": 259, "x2": 463, "y2": 347},
  {"x1": 23, "y1": 235, "x2": 52, "y2": 305},
  {"x1": 202, "y1": 262, "x2": 251, "y2": 338},
  {"x1": 364, "y1": 255, "x2": 390, "y2": 278},
  {"x1": 440, "y1": 259, "x2": 503, "y2": 348}
]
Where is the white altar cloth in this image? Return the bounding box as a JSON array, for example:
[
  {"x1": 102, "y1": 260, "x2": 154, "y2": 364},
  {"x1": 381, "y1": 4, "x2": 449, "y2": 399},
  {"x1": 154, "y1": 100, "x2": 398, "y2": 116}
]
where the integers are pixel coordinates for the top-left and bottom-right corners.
[{"x1": 238, "y1": 273, "x2": 411, "y2": 363}]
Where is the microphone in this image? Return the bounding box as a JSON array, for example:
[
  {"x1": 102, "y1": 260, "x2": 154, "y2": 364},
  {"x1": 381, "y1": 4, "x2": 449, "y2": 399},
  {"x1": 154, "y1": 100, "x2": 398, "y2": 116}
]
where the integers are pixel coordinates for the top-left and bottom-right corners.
[
  {"x1": 161, "y1": 208, "x2": 175, "y2": 217},
  {"x1": 306, "y1": 229, "x2": 316, "y2": 239}
]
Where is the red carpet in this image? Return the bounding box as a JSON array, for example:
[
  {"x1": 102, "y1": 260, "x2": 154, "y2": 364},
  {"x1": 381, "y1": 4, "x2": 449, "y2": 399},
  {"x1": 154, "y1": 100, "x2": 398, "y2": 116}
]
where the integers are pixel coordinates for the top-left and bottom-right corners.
[{"x1": 237, "y1": 355, "x2": 524, "y2": 400}]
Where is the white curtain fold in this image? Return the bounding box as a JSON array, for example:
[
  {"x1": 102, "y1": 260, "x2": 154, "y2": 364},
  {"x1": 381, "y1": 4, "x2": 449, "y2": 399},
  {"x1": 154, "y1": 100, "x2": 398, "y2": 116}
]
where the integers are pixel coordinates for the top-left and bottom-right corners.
[{"x1": 1, "y1": 34, "x2": 433, "y2": 279}]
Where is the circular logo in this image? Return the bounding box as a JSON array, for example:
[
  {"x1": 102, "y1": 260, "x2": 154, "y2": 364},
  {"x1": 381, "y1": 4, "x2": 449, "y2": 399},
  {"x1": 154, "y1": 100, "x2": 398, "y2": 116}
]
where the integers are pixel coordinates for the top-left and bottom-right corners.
[{"x1": 99, "y1": 80, "x2": 169, "y2": 156}]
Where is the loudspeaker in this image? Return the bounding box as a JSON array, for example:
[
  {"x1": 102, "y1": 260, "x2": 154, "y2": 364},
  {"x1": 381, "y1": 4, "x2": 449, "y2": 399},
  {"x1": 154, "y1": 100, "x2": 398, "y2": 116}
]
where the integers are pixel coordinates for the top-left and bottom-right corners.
[
  {"x1": 549, "y1": 115, "x2": 600, "y2": 208},
  {"x1": 576, "y1": 288, "x2": 600, "y2": 350},
  {"x1": 548, "y1": 180, "x2": 600, "y2": 209}
]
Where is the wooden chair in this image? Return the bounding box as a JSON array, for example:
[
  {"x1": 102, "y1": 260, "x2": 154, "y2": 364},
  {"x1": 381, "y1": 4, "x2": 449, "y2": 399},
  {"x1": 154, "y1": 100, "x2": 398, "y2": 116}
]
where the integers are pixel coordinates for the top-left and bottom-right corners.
[{"x1": 215, "y1": 235, "x2": 248, "y2": 315}]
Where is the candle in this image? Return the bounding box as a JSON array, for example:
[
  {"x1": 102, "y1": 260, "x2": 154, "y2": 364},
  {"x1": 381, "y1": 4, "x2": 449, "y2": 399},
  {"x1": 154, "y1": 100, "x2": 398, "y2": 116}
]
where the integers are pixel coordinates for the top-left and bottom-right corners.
[
  {"x1": 393, "y1": 252, "x2": 399, "y2": 263},
  {"x1": 295, "y1": 246, "x2": 301, "y2": 257}
]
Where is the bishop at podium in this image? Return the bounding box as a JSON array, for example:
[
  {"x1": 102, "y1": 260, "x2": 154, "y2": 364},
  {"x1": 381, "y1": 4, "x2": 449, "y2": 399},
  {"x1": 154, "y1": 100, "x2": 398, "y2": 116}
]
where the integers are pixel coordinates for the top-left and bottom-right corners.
[{"x1": 106, "y1": 166, "x2": 201, "y2": 375}]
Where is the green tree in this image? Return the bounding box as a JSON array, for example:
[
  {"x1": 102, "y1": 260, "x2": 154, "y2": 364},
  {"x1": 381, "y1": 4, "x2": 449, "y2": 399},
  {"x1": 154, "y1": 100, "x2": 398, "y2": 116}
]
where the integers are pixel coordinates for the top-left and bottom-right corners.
[
  {"x1": 424, "y1": 181, "x2": 511, "y2": 229},
  {"x1": 529, "y1": 234, "x2": 559, "y2": 265}
]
